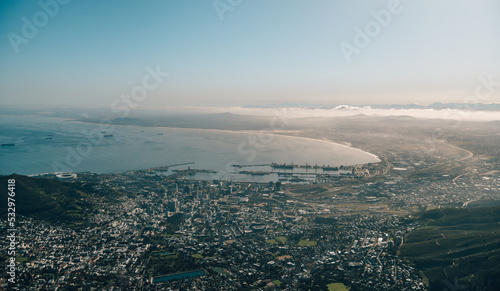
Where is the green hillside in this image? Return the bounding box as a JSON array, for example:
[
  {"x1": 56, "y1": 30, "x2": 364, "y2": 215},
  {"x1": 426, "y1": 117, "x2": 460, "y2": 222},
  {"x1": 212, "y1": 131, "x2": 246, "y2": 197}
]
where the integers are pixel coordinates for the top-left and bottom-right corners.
[
  {"x1": 0, "y1": 175, "x2": 96, "y2": 225},
  {"x1": 399, "y1": 205, "x2": 500, "y2": 290}
]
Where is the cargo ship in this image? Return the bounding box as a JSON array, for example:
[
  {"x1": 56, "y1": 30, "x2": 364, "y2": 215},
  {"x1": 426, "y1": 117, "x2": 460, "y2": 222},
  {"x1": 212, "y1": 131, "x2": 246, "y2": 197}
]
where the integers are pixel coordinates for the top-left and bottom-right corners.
[{"x1": 271, "y1": 162, "x2": 294, "y2": 169}]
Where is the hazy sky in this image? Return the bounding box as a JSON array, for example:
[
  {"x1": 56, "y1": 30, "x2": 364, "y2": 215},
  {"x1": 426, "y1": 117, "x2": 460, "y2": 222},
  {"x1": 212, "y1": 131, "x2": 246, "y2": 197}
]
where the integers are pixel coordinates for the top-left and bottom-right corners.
[{"x1": 1, "y1": 0, "x2": 499, "y2": 108}]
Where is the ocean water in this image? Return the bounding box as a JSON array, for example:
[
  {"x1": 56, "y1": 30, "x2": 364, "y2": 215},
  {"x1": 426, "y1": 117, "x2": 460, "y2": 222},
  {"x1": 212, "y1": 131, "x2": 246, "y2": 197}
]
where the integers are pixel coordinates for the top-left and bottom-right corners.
[{"x1": 0, "y1": 115, "x2": 379, "y2": 180}]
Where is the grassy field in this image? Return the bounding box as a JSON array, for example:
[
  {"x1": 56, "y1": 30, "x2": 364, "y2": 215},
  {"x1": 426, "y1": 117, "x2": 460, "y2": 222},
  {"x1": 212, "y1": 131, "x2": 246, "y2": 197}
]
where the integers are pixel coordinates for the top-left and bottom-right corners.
[
  {"x1": 298, "y1": 239, "x2": 317, "y2": 247},
  {"x1": 275, "y1": 236, "x2": 287, "y2": 243},
  {"x1": 399, "y1": 205, "x2": 500, "y2": 290},
  {"x1": 272, "y1": 280, "x2": 282, "y2": 287},
  {"x1": 266, "y1": 236, "x2": 287, "y2": 245},
  {"x1": 327, "y1": 282, "x2": 350, "y2": 291},
  {"x1": 265, "y1": 239, "x2": 279, "y2": 245}
]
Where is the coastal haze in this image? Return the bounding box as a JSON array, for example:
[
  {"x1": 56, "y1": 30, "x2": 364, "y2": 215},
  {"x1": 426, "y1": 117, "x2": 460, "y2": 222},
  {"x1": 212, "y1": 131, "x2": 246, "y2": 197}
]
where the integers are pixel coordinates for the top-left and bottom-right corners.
[{"x1": 1, "y1": 1, "x2": 500, "y2": 290}]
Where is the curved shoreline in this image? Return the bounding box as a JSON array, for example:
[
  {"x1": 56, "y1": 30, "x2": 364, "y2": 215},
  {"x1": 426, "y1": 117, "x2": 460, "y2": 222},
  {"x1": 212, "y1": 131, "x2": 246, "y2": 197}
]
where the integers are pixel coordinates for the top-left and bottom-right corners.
[
  {"x1": 70, "y1": 119, "x2": 381, "y2": 166},
  {"x1": 75, "y1": 119, "x2": 381, "y2": 165},
  {"x1": 238, "y1": 129, "x2": 381, "y2": 163},
  {"x1": 2, "y1": 116, "x2": 380, "y2": 175}
]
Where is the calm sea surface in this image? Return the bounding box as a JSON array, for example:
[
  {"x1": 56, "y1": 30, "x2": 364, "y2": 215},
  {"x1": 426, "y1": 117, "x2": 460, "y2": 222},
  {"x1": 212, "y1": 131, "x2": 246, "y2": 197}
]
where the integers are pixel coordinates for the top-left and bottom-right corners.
[{"x1": 0, "y1": 115, "x2": 379, "y2": 181}]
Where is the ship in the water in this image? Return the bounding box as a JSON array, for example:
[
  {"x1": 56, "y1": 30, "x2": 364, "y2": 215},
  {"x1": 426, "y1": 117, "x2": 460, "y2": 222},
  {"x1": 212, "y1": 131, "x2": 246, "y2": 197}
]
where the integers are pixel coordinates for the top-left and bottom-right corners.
[
  {"x1": 271, "y1": 162, "x2": 294, "y2": 169},
  {"x1": 239, "y1": 170, "x2": 269, "y2": 176}
]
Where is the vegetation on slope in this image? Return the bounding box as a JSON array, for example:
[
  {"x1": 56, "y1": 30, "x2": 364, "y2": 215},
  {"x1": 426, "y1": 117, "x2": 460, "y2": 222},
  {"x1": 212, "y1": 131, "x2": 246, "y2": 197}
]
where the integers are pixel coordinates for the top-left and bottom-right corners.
[
  {"x1": 0, "y1": 175, "x2": 97, "y2": 225},
  {"x1": 399, "y1": 205, "x2": 500, "y2": 290}
]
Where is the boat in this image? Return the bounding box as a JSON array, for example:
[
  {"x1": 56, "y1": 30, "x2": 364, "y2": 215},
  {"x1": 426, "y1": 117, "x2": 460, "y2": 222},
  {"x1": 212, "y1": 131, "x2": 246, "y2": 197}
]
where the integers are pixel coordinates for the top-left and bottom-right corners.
[
  {"x1": 1, "y1": 143, "x2": 15, "y2": 146},
  {"x1": 323, "y1": 166, "x2": 339, "y2": 171},
  {"x1": 271, "y1": 162, "x2": 294, "y2": 169},
  {"x1": 239, "y1": 170, "x2": 269, "y2": 176}
]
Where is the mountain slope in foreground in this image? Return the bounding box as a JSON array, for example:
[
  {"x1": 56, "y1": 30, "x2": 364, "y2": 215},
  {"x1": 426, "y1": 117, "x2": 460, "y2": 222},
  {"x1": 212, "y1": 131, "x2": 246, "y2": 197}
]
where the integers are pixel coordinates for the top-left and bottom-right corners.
[
  {"x1": 0, "y1": 175, "x2": 96, "y2": 225},
  {"x1": 399, "y1": 204, "x2": 500, "y2": 290}
]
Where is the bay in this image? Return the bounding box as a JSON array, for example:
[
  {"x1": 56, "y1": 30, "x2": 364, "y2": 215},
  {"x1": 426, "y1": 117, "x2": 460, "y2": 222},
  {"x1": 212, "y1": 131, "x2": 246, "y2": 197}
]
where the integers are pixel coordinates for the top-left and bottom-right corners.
[{"x1": 0, "y1": 115, "x2": 379, "y2": 181}]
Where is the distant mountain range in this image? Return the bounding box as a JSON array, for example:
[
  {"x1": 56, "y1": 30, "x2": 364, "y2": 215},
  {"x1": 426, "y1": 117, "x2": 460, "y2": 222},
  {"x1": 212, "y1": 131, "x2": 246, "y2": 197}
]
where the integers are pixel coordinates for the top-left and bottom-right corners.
[
  {"x1": 1, "y1": 103, "x2": 499, "y2": 119},
  {"x1": 372, "y1": 102, "x2": 500, "y2": 111},
  {"x1": 243, "y1": 102, "x2": 500, "y2": 111}
]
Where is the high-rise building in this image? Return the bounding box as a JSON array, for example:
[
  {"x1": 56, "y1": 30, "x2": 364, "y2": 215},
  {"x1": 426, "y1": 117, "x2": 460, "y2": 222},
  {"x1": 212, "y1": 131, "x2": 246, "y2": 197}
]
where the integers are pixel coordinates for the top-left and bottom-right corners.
[
  {"x1": 167, "y1": 200, "x2": 178, "y2": 212},
  {"x1": 275, "y1": 181, "x2": 282, "y2": 192}
]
